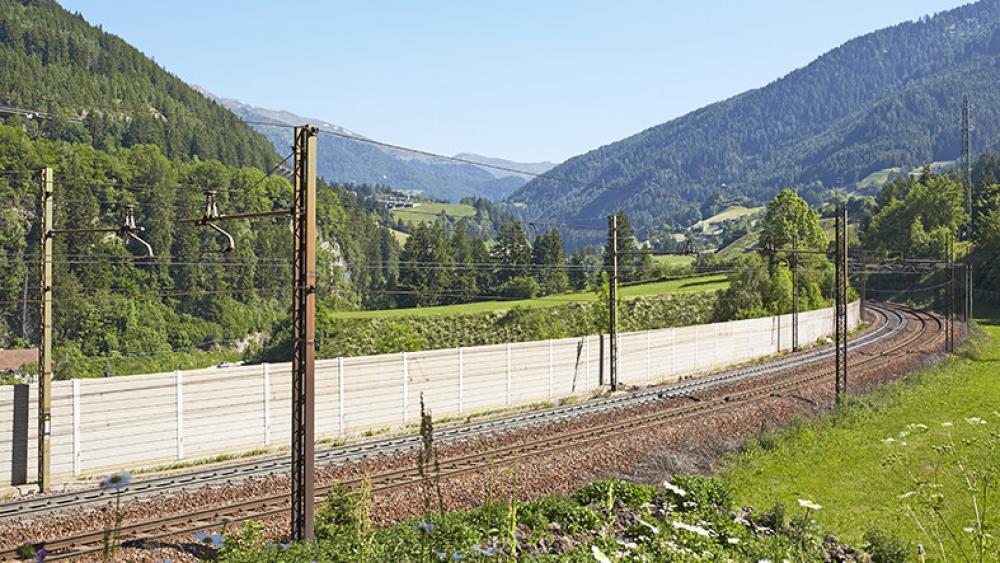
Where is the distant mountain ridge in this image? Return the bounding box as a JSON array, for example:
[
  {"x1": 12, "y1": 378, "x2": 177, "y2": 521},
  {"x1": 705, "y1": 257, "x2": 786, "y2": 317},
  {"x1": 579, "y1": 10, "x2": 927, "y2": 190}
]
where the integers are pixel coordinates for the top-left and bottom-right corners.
[
  {"x1": 452, "y1": 153, "x2": 558, "y2": 179},
  {"x1": 197, "y1": 88, "x2": 556, "y2": 202},
  {"x1": 510, "y1": 0, "x2": 1000, "y2": 236}
]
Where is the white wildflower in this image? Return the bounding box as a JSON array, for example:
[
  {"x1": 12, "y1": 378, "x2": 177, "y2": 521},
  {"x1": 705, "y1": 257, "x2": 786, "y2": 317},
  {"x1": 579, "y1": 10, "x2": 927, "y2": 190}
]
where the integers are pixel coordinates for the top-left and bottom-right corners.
[
  {"x1": 616, "y1": 539, "x2": 639, "y2": 550},
  {"x1": 898, "y1": 430, "x2": 910, "y2": 438},
  {"x1": 798, "y1": 499, "x2": 822, "y2": 510},
  {"x1": 672, "y1": 520, "x2": 711, "y2": 537},
  {"x1": 591, "y1": 545, "x2": 612, "y2": 563},
  {"x1": 966, "y1": 417, "x2": 987, "y2": 425},
  {"x1": 906, "y1": 423, "x2": 928, "y2": 431},
  {"x1": 883, "y1": 437, "x2": 896, "y2": 444},
  {"x1": 941, "y1": 422, "x2": 954, "y2": 427},
  {"x1": 682, "y1": 501, "x2": 698, "y2": 509},
  {"x1": 637, "y1": 518, "x2": 660, "y2": 534},
  {"x1": 727, "y1": 537, "x2": 740, "y2": 544},
  {"x1": 663, "y1": 480, "x2": 687, "y2": 497}
]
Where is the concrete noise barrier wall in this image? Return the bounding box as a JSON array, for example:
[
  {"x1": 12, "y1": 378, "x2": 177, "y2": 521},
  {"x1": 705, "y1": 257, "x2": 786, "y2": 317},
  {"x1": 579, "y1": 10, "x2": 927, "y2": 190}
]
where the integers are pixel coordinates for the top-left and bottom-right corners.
[{"x1": 0, "y1": 303, "x2": 858, "y2": 485}]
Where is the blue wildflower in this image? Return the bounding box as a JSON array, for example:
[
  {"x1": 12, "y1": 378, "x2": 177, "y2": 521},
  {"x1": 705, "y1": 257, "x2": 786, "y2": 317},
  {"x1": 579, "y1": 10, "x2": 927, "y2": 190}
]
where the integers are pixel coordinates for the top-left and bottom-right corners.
[
  {"x1": 99, "y1": 471, "x2": 131, "y2": 491},
  {"x1": 415, "y1": 520, "x2": 436, "y2": 534},
  {"x1": 194, "y1": 530, "x2": 224, "y2": 548}
]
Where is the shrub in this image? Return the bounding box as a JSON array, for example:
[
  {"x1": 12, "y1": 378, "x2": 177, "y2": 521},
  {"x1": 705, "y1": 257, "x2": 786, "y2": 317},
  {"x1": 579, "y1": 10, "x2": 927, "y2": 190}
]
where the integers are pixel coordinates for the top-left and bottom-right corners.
[
  {"x1": 574, "y1": 479, "x2": 657, "y2": 509},
  {"x1": 519, "y1": 495, "x2": 600, "y2": 533},
  {"x1": 498, "y1": 275, "x2": 540, "y2": 299},
  {"x1": 315, "y1": 484, "x2": 360, "y2": 542},
  {"x1": 219, "y1": 521, "x2": 269, "y2": 559},
  {"x1": 670, "y1": 475, "x2": 734, "y2": 512},
  {"x1": 864, "y1": 528, "x2": 910, "y2": 563},
  {"x1": 763, "y1": 499, "x2": 787, "y2": 530}
]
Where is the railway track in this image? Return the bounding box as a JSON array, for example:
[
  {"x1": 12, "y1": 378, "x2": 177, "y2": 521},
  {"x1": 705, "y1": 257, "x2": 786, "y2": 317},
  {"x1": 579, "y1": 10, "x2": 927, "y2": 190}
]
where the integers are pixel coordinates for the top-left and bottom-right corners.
[
  {"x1": 0, "y1": 304, "x2": 900, "y2": 521},
  {"x1": 3, "y1": 303, "x2": 942, "y2": 560}
]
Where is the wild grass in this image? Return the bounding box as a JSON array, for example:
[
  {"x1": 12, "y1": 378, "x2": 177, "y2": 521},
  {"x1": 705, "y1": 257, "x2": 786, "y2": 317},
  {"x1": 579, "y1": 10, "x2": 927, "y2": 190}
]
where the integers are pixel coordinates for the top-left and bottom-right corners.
[{"x1": 723, "y1": 305, "x2": 1000, "y2": 558}]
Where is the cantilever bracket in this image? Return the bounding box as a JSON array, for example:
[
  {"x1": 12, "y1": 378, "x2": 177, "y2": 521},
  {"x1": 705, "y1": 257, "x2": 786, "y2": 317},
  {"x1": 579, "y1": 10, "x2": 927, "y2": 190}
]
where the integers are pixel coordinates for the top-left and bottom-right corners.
[
  {"x1": 118, "y1": 205, "x2": 154, "y2": 258},
  {"x1": 178, "y1": 190, "x2": 292, "y2": 253},
  {"x1": 49, "y1": 203, "x2": 155, "y2": 257},
  {"x1": 206, "y1": 221, "x2": 236, "y2": 253},
  {"x1": 191, "y1": 191, "x2": 236, "y2": 253}
]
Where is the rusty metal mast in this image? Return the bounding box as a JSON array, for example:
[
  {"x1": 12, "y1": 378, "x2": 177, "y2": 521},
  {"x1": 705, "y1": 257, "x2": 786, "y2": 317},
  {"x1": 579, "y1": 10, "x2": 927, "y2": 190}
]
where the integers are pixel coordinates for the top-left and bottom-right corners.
[
  {"x1": 37, "y1": 168, "x2": 53, "y2": 492},
  {"x1": 607, "y1": 214, "x2": 619, "y2": 392},
  {"x1": 834, "y1": 205, "x2": 848, "y2": 405},
  {"x1": 290, "y1": 125, "x2": 318, "y2": 541}
]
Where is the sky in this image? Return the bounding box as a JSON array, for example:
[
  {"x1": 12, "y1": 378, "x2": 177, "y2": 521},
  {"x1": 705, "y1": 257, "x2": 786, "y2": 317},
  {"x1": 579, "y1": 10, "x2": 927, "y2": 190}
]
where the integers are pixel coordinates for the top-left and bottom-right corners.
[{"x1": 59, "y1": 0, "x2": 968, "y2": 164}]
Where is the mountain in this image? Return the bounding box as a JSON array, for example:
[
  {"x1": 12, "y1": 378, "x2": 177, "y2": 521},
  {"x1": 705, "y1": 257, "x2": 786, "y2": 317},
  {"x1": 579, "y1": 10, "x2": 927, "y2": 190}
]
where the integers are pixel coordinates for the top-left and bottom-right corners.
[
  {"x1": 0, "y1": 0, "x2": 278, "y2": 169},
  {"x1": 197, "y1": 89, "x2": 555, "y2": 202},
  {"x1": 451, "y1": 153, "x2": 557, "y2": 179},
  {"x1": 510, "y1": 0, "x2": 1000, "y2": 238}
]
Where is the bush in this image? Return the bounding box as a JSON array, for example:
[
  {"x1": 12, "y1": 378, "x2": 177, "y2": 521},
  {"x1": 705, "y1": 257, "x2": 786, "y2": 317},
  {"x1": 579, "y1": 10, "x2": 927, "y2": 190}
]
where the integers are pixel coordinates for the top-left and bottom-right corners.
[
  {"x1": 498, "y1": 275, "x2": 540, "y2": 299},
  {"x1": 519, "y1": 495, "x2": 600, "y2": 533},
  {"x1": 864, "y1": 528, "x2": 910, "y2": 563},
  {"x1": 670, "y1": 474, "x2": 734, "y2": 512},
  {"x1": 315, "y1": 484, "x2": 360, "y2": 542},
  {"x1": 763, "y1": 499, "x2": 787, "y2": 530},
  {"x1": 574, "y1": 479, "x2": 657, "y2": 509}
]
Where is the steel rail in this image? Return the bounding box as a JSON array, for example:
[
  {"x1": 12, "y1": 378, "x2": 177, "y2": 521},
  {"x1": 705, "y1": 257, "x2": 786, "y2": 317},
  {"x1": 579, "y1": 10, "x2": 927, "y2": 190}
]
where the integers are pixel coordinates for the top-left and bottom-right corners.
[
  {"x1": 0, "y1": 304, "x2": 901, "y2": 521},
  {"x1": 6, "y1": 304, "x2": 941, "y2": 560}
]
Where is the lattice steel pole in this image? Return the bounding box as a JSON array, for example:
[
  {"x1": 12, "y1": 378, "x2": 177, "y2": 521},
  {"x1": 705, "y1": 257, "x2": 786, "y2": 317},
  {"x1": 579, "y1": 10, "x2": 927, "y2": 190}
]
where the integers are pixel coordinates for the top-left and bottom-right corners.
[
  {"x1": 962, "y1": 96, "x2": 974, "y2": 325},
  {"x1": 792, "y1": 236, "x2": 799, "y2": 352},
  {"x1": 37, "y1": 167, "x2": 53, "y2": 492},
  {"x1": 834, "y1": 206, "x2": 848, "y2": 405},
  {"x1": 290, "y1": 125, "x2": 318, "y2": 541},
  {"x1": 608, "y1": 214, "x2": 619, "y2": 391},
  {"x1": 946, "y1": 233, "x2": 955, "y2": 353}
]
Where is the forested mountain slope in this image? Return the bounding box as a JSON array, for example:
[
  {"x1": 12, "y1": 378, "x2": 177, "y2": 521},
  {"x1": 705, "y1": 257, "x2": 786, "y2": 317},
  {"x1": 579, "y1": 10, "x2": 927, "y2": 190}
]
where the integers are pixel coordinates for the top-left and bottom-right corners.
[
  {"x1": 0, "y1": 0, "x2": 278, "y2": 168},
  {"x1": 0, "y1": 1, "x2": 407, "y2": 375},
  {"x1": 0, "y1": 125, "x2": 398, "y2": 377},
  {"x1": 510, "y1": 0, "x2": 1000, "y2": 237}
]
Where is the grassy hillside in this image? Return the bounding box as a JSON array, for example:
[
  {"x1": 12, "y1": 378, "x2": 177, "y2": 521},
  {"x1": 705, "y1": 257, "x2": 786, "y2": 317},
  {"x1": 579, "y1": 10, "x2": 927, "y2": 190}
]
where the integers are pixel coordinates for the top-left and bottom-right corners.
[
  {"x1": 330, "y1": 274, "x2": 728, "y2": 319},
  {"x1": 652, "y1": 254, "x2": 695, "y2": 267},
  {"x1": 716, "y1": 231, "x2": 759, "y2": 259},
  {"x1": 856, "y1": 166, "x2": 904, "y2": 192},
  {"x1": 390, "y1": 202, "x2": 476, "y2": 225},
  {"x1": 691, "y1": 205, "x2": 762, "y2": 233},
  {"x1": 723, "y1": 307, "x2": 1000, "y2": 554}
]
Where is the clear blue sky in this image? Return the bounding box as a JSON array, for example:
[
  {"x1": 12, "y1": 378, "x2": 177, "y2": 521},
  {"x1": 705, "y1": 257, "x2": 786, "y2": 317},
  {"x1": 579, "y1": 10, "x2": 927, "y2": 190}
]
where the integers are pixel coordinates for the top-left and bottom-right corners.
[{"x1": 60, "y1": 0, "x2": 967, "y2": 163}]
